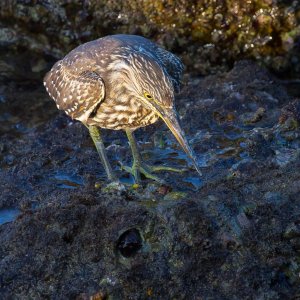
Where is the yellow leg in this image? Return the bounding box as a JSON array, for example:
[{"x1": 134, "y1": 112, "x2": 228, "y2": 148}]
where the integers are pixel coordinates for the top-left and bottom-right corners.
[
  {"x1": 88, "y1": 125, "x2": 116, "y2": 181},
  {"x1": 124, "y1": 129, "x2": 184, "y2": 183}
]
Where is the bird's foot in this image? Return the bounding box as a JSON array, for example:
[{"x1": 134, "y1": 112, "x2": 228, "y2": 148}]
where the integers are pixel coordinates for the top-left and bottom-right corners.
[
  {"x1": 105, "y1": 180, "x2": 126, "y2": 192},
  {"x1": 121, "y1": 162, "x2": 185, "y2": 184},
  {"x1": 95, "y1": 179, "x2": 126, "y2": 192}
]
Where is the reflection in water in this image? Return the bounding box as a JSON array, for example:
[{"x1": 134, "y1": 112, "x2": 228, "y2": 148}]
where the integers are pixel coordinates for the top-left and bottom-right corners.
[
  {"x1": 119, "y1": 175, "x2": 135, "y2": 185},
  {"x1": 53, "y1": 173, "x2": 84, "y2": 189},
  {"x1": 182, "y1": 176, "x2": 203, "y2": 190},
  {"x1": 0, "y1": 208, "x2": 20, "y2": 225}
]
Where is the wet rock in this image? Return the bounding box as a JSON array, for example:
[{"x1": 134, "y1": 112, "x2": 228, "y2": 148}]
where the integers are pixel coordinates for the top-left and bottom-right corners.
[
  {"x1": 236, "y1": 212, "x2": 251, "y2": 229},
  {"x1": 0, "y1": 1, "x2": 299, "y2": 77},
  {"x1": 77, "y1": 291, "x2": 107, "y2": 300},
  {"x1": 264, "y1": 192, "x2": 287, "y2": 205},
  {"x1": 274, "y1": 148, "x2": 300, "y2": 167},
  {"x1": 242, "y1": 107, "x2": 266, "y2": 124},
  {"x1": 285, "y1": 259, "x2": 300, "y2": 284},
  {"x1": 157, "y1": 185, "x2": 172, "y2": 195},
  {"x1": 247, "y1": 134, "x2": 274, "y2": 160},
  {"x1": 229, "y1": 158, "x2": 258, "y2": 177},
  {"x1": 279, "y1": 99, "x2": 300, "y2": 124},
  {"x1": 0, "y1": 60, "x2": 299, "y2": 298},
  {"x1": 3, "y1": 154, "x2": 15, "y2": 166},
  {"x1": 0, "y1": 207, "x2": 20, "y2": 225},
  {"x1": 284, "y1": 223, "x2": 300, "y2": 239},
  {"x1": 220, "y1": 232, "x2": 239, "y2": 251},
  {"x1": 279, "y1": 104, "x2": 300, "y2": 132},
  {"x1": 163, "y1": 191, "x2": 187, "y2": 201}
]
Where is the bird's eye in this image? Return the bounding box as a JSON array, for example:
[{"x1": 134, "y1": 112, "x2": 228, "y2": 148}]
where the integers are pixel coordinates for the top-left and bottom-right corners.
[{"x1": 144, "y1": 92, "x2": 153, "y2": 100}]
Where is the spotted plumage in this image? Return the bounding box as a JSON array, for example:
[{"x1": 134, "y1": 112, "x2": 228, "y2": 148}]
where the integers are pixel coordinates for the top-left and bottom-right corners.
[
  {"x1": 44, "y1": 34, "x2": 202, "y2": 182},
  {"x1": 44, "y1": 34, "x2": 183, "y2": 128}
]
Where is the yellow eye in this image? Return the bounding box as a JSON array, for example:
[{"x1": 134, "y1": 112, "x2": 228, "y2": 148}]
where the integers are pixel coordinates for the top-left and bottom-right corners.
[{"x1": 144, "y1": 92, "x2": 153, "y2": 100}]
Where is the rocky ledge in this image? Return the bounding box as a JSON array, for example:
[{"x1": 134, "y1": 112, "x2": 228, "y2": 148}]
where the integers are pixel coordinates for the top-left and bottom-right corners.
[{"x1": 0, "y1": 60, "x2": 300, "y2": 299}]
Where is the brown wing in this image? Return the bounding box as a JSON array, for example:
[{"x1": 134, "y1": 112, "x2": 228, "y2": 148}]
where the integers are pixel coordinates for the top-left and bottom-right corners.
[
  {"x1": 154, "y1": 47, "x2": 184, "y2": 92},
  {"x1": 120, "y1": 34, "x2": 184, "y2": 92},
  {"x1": 43, "y1": 60, "x2": 105, "y2": 123}
]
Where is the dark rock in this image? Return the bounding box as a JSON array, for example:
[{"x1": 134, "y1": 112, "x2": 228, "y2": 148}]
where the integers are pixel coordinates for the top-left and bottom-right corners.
[
  {"x1": 117, "y1": 228, "x2": 143, "y2": 258},
  {"x1": 284, "y1": 223, "x2": 300, "y2": 239},
  {"x1": 0, "y1": 60, "x2": 299, "y2": 298}
]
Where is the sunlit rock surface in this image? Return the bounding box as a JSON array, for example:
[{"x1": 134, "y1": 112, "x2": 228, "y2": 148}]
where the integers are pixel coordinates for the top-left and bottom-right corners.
[{"x1": 0, "y1": 0, "x2": 299, "y2": 77}]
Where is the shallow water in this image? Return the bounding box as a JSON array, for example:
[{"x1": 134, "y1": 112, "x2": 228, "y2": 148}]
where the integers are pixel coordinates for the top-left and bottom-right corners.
[
  {"x1": 53, "y1": 172, "x2": 84, "y2": 189},
  {"x1": 0, "y1": 208, "x2": 20, "y2": 225},
  {"x1": 182, "y1": 176, "x2": 203, "y2": 190},
  {"x1": 0, "y1": 78, "x2": 295, "y2": 194}
]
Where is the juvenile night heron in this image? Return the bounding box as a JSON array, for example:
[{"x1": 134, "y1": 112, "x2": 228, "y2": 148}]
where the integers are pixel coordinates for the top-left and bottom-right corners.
[{"x1": 44, "y1": 34, "x2": 201, "y2": 183}]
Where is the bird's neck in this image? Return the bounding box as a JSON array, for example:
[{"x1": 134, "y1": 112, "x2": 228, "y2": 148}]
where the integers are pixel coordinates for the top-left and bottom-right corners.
[{"x1": 108, "y1": 70, "x2": 139, "y2": 100}]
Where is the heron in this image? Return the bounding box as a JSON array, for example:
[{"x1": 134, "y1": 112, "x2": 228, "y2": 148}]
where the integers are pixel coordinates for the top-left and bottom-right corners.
[{"x1": 44, "y1": 34, "x2": 201, "y2": 183}]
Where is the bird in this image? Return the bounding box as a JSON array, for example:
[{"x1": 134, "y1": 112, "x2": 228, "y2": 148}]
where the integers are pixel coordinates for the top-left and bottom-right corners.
[{"x1": 44, "y1": 34, "x2": 202, "y2": 183}]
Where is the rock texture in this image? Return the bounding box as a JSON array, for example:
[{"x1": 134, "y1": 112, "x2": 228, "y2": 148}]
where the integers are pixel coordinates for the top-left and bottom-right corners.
[
  {"x1": 0, "y1": 60, "x2": 300, "y2": 298},
  {"x1": 0, "y1": 0, "x2": 299, "y2": 77}
]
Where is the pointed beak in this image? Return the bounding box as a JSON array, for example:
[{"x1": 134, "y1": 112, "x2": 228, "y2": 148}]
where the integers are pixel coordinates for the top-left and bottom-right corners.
[{"x1": 159, "y1": 109, "x2": 202, "y2": 176}]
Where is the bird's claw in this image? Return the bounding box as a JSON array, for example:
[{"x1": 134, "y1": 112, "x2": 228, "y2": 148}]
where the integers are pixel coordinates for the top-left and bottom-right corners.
[
  {"x1": 124, "y1": 164, "x2": 165, "y2": 184},
  {"x1": 120, "y1": 161, "x2": 186, "y2": 184},
  {"x1": 103, "y1": 180, "x2": 126, "y2": 192}
]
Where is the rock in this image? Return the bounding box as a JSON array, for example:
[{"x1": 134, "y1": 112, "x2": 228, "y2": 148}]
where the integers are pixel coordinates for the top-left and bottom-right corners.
[
  {"x1": 163, "y1": 191, "x2": 187, "y2": 201},
  {"x1": 264, "y1": 192, "x2": 287, "y2": 205},
  {"x1": 284, "y1": 223, "x2": 300, "y2": 239},
  {"x1": 274, "y1": 148, "x2": 300, "y2": 167},
  {"x1": 117, "y1": 228, "x2": 143, "y2": 258},
  {"x1": 236, "y1": 212, "x2": 251, "y2": 229},
  {"x1": 0, "y1": 60, "x2": 299, "y2": 299},
  {"x1": 0, "y1": 1, "x2": 299, "y2": 77},
  {"x1": 242, "y1": 107, "x2": 266, "y2": 124}
]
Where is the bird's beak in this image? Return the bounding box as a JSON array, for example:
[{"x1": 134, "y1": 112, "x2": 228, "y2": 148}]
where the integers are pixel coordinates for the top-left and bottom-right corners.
[{"x1": 158, "y1": 108, "x2": 202, "y2": 176}]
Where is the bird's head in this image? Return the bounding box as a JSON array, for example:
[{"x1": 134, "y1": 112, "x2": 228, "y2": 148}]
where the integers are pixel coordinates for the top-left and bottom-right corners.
[{"x1": 110, "y1": 51, "x2": 202, "y2": 176}]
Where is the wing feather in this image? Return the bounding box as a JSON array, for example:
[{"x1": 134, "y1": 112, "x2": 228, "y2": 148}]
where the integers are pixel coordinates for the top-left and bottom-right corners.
[{"x1": 43, "y1": 60, "x2": 105, "y2": 123}]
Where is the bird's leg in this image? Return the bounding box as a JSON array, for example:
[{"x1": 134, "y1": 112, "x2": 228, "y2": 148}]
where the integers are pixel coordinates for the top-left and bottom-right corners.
[
  {"x1": 125, "y1": 128, "x2": 142, "y2": 183},
  {"x1": 88, "y1": 125, "x2": 116, "y2": 181},
  {"x1": 123, "y1": 129, "x2": 184, "y2": 184},
  {"x1": 124, "y1": 128, "x2": 160, "y2": 183}
]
